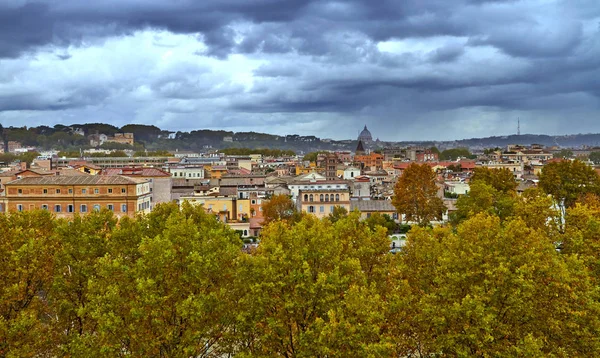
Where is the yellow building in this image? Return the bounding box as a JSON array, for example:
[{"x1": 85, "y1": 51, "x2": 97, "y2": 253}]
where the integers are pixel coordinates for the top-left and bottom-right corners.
[
  {"x1": 297, "y1": 189, "x2": 350, "y2": 219},
  {"x1": 295, "y1": 164, "x2": 324, "y2": 176},
  {"x1": 207, "y1": 165, "x2": 228, "y2": 179}
]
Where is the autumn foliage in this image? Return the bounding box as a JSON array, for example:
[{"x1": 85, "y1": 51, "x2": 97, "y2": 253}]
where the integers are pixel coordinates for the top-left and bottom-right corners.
[
  {"x1": 2, "y1": 182, "x2": 600, "y2": 355},
  {"x1": 392, "y1": 163, "x2": 445, "y2": 226}
]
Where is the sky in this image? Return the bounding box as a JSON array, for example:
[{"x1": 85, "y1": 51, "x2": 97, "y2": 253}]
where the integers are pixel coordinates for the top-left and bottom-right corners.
[{"x1": 0, "y1": 0, "x2": 599, "y2": 141}]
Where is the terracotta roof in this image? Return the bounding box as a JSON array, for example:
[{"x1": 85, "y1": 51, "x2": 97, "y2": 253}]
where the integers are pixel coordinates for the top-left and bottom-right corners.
[
  {"x1": 6, "y1": 175, "x2": 148, "y2": 186},
  {"x1": 0, "y1": 169, "x2": 54, "y2": 177}
]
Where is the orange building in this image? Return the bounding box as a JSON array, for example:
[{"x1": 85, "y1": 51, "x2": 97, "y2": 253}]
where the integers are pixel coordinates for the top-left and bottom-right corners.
[
  {"x1": 354, "y1": 152, "x2": 384, "y2": 171},
  {"x1": 1, "y1": 175, "x2": 151, "y2": 217}
]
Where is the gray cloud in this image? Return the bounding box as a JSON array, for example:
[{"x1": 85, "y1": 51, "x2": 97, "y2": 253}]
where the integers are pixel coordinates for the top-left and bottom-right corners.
[{"x1": 0, "y1": 0, "x2": 600, "y2": 140}]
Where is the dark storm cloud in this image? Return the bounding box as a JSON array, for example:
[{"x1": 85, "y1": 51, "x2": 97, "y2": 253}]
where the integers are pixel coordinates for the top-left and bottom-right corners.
[{"x1": 1, "y1": 0, "x2": 600, "y2": 139}]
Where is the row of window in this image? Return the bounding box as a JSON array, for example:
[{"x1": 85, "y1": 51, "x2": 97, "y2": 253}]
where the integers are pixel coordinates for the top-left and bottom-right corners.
[
  {"x1": 299, "y1": 185, "x2": 342, "y2": 189},
  {"x1": 303, "y1": 194, "x2": 341, "y2": 202},
  {"x1": 307, "y1": 205, "x2": 337, "y2": 213},
  {"x1": 16, "y1": 203, "x2": 127, "y2": 213},
  {"x1": 138, "y1": 201, "x2": 151, "y2": 211},
  {"x1": 172, "y1": 172, "x2": 203, "y2": 177}
]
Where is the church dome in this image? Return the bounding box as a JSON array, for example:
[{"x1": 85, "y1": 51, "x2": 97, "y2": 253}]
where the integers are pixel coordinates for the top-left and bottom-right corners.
[{"x1": 358, "y1": 125, "x2": 372, "y2": 142}]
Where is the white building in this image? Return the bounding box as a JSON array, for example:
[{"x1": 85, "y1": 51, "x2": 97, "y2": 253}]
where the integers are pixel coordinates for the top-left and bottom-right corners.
[
  {"x1": 343, "y1": 166, "x2": 361, "y2": 180},
  {"x1": 169, "y1": 166, "x2": 205, "y2": 179}
]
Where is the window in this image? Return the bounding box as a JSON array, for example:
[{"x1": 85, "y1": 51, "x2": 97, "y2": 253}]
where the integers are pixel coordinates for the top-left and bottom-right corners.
[
  {"x1": 54, "y1": 204, "x2": 61, "y2": 213},
  {"x1": 325, "y1": 194, "x2": 329, "y2": 202},
  {"x1": 81, "y1": 204, "x2": 88, "y2": 213},
  {"x1": 41, "y1": 204, "x2": 48, "y2": 210},
  {"x1": 108, "y1": 188, "x2": 113, "y2": 194},
  {"x1": 68, "y1": 188, "x2": 73, "y2": 194},
  {"x1": 56, "y1": 189, "x2": 61, "y2": 194},
  {"x1": 121, "y1": 188, "x2": 126, "y2": 193},
  {"x1": 94, "y1": 188, "x2": 99, "y2": 194},
  {"x1": 308, "y1": 206, "x2": 315, "y2": 213},
  {"x1": 251, "y1": 199, "x2": 256, "y2": 205},
  {"x1": 107, "y1": 204, "x2": 114, "y2": 211},
  {"x1": 17, "y1": 204, "x2": 23, "y2": 212},
  {"x1": 243, "y1": 230, "x2": 248, "y2": 236},
  {"x1": 335, "y1": 194, "x2": 340, "y2": 202},
  {"x1": 93, "y1": 204, "x2": 101, "y2": 212},
  {"x1": 330, "y1": 206, "x2": 335, "y2": 213},
  {"x1": 319, "y1": 206, "x2": 324, "y2": 213},
  {"x1": 17, "y1": 189, "x2": 22, "y2": 194},
  {"x1": 67, "y1": 205, "x2": 74, "y2": 213},
  {"x1": 303, "y1": 194, "x2": 308, "y2": 202},
  {"x1": 121, "y1": 204, "x2": 127, "y2": 213},
  {"x1": 309, "y1": 194, "x2": 314, "y2": 202},
  {"x1": 82, "y1": 189, "x2": 87, "y2": 194},
  {"x1": 366, "y1": 213, "x2": 371, "y2": 218},
  {"x1": 43, "y1": 189, "x2": 48, "y2": 194},
  {"x1": 319, "y1": 194, "x2": 324, "y2": 202}
]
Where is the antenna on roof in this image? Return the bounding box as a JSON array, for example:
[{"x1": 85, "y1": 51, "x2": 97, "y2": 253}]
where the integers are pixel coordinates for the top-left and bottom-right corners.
[{"x1": 517, "y1": 118, "x2": 521, "y2": 136}]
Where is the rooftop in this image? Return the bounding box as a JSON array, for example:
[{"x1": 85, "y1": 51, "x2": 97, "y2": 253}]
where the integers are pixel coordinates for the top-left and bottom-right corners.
[
  {"x1": 6, "y1": 175, "x2": 148, "y2": 186},
  {"x1": 101, "y1": 167, "x2": 171, "y2": 177},
  {"x1": 350, "y1": 200, "x2": 396, "y2": 212}
]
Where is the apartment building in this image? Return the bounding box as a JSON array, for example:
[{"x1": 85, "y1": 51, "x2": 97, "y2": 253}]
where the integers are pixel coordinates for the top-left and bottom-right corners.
[
  {"x1": 297, "y1": 188, "x2": 351, "y2": 219},
  {"x1": 2, "y1": 175, "x2": 151, "y2": 217},
  {"x1": 101, "y1": 167, "x2": 172, "y2": 206}
]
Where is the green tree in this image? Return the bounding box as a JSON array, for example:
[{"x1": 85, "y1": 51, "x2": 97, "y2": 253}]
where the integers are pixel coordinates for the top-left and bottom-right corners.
[
  {"x1": 553, "y1": 149, "x2": 574, "y2": 159},
  {"x1": 539, "y1": 160, "x2": 600, "y2": 218},
  {"x1": 232, "y1": 213, "x2": 396, "y2": 356},
  {"x1": 399, "y1": 214, "x2": 600, "y2": 356},
  {"x1": 327, "y1": 205, "x2": 348, "y2": 223},
  {"x1": 18, "y1": 151, "x2": 40, "y2": 165},
  {"x1": 364, "y1": 213, "x2": 398, "y2": 234},
  {"x1": 452, "y1": 168, "x2": 518, "y2": 225},
  {"x1": 439, "y1": 148, "x2": 474, "y2": 160},
  {"x1": 471, "y1": 167, "x2": 518, "y2": 193},
  {"x1": 49, "y1": 210, "x2": 117, "y2": 354},
  {"x1": 589, "y1": 151, "x2": 600, "y2": 164},
  {"x1": 303, "y1": 151, "x2": 326, "y2": 162},
  {"x1": 392, "y1": 163, "x2": 445, "y2": 226},
  {"x1": 86, "y1": 202, "x2": 242, "y2": 357},
  {"x1": 0, "y1": 210, "x2": 58, "y2": 357}
]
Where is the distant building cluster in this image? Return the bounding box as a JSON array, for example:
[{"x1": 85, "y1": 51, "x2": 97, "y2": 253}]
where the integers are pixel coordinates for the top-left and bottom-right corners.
[{"x1": 0, "y1": 124, "x2": 590, "y2": 237}]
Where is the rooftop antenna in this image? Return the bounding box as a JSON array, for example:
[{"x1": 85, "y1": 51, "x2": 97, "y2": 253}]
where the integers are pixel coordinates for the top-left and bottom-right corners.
[{"x1": 517, "y1": 118, "x2": 521, "y2": 136}]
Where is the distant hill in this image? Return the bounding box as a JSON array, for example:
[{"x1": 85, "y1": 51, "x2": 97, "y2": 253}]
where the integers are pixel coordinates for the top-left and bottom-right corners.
[
  {"x1": 2, "y1": 122, "x2": 600, "y2": 153},
  {"x1": 448, "y1": 134, "x2": 600, "y2": 150}
]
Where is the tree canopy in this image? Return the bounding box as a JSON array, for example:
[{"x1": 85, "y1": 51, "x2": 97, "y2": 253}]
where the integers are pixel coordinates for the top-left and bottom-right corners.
[
  {"x1": 392, "y1": 163, "x2": 445, "y2": 226},
  {"x1": 2, "y1": 179, "x2": 600, "y2": 356}
]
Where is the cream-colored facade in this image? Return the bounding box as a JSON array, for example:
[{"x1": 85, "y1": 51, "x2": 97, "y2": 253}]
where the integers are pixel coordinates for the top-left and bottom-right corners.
[{"x1": 297, "y1": 189, "x2": 351, "y2": 219}]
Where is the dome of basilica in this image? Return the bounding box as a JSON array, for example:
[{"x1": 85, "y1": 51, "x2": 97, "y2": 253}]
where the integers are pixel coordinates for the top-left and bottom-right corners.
[{"x1": 358, "y1": 125, "x2": 372, "y2": 142}]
